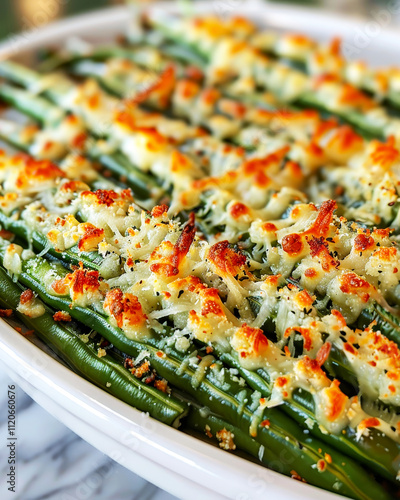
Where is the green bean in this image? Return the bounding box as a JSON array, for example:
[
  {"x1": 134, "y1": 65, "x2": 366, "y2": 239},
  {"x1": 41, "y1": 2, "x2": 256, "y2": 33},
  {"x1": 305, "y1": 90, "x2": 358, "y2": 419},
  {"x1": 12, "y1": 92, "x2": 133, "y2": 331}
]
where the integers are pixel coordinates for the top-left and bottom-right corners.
[
  {"x1": 186, "y1": 404, "x2": 396, "y2": 500},
  {"x1": 0, "y1": 210, "x2": 107, "y2": 273},
  {"x1": 217, "y1": 347, "x2": 400, "y2": 484},
  {"x1": 0, "y1": 77, "x2": 162, "y2": 201},
  {"x1": 0, "y1": 246, "x2": 394, "y2": 499},
  {"x1": 0, "y1": 265, "x2": 187, "y2": 426}
]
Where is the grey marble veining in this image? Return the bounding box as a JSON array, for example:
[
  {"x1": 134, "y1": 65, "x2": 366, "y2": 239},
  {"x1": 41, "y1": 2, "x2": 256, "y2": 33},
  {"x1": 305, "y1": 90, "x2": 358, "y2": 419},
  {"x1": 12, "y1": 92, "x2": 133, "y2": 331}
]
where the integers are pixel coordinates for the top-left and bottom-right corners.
[{"x1": 0, "y1": 368, "x2": 178, "y2": 500}]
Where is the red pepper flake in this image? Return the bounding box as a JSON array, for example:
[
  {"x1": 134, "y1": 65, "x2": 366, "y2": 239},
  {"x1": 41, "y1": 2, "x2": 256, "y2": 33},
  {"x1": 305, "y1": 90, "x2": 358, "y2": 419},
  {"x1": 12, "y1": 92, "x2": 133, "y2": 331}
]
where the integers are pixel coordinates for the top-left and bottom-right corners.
[
  {"x1": 204, "y1": 425, "x2": 213, "y2": 439},
  {"x1": 316, "y1": 342, "x2": 331, "y2": 367},
  {"x1": 0, "y1": 309, "x2": 13, "y2": 317}
]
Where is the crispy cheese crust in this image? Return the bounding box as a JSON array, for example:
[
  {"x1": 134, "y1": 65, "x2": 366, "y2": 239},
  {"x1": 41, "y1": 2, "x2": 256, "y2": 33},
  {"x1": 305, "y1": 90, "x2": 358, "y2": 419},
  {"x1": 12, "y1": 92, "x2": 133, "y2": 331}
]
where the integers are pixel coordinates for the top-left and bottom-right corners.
[{"x1": 3, "y1": 13, "x2": 400, "y2": 449}]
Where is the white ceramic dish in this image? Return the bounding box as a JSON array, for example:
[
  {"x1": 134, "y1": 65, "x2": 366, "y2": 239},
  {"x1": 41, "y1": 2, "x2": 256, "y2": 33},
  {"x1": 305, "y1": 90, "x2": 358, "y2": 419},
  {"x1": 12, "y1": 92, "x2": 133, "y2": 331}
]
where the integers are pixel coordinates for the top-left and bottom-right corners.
[{"x1": 0, "y1": 2, "x2": 398, "y2": 499}]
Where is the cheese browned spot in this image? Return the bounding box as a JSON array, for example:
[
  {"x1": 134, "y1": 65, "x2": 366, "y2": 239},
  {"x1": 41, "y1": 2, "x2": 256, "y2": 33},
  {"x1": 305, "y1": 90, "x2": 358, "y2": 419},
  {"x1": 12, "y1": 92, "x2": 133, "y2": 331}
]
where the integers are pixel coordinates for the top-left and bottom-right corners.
[
  {"x1": 324, "y1": 380, "x2": 348, "y2": 423},
  {"x1": 150, "y1": 212, "x2": 196, "y2": 277},
  {"x1": 53, "y1": 311, "x2": 72, "y2": 322},
  {"x1": 52, "y1": 268, "x2": 100, "y2": 296},
  {"x1": 102, "y1": 288, "x2": 150, "y2": 340},
  {"x1": 127, "y1": 65, "x2": 176, "y2": 108},
  {"x1": 20, "y1": 289, "x2": 34, "y2": 305},
  {"x1": 104, "y1": 288, "x2": 147, "y2": 329},
  {"x1": 208, "y1": 240, "x2": 247, "y2": 276},
  {"x1": 282, "y1": 233, "x2": 303, "y2": 255},
  {"x1": 15, "y1": 158, "x2": 65, "y2": 190},
  {"x1": 51, "y1": 263, "x2": 103, "y2": 307},
  {"x1": 307, "y1": 237, "x2": 339, "y2": 271},
  {"x1": 339, "y1": 272, "x2": 372, "y2": 303},
  {"x1": 216, "y1": 428, "x2": 236, "y2": 451},
  {"x1": 231, "y1": 324, "x2": 269, "y2": 360},
  {"x1": 338, "y1": 84, "x2": 376, "y2": 112},
  {"x1": 151, "y1": 204, "x2": 169, "y2": 218},
  {"x1": 17, "y1": 288, "x2": 45, "y2": 318},
  {"x1": 78, "y1": 224, "x2": 105, "y2": 252},
  {"x1": 354, "y1": 233, "x2": 375, "y2": 252},
  {"x1": 229, "y1": 202, "x2": 250, "y2": 219},
  {"x1": 81, "y1": 189, "x2": 132, "y2": 207},
  {"x1": 241, "y1": 146, "x2": 290, "y2": 188},
  {"x1": 369, "y1": 136, "x2": 399, "y2": 169}
]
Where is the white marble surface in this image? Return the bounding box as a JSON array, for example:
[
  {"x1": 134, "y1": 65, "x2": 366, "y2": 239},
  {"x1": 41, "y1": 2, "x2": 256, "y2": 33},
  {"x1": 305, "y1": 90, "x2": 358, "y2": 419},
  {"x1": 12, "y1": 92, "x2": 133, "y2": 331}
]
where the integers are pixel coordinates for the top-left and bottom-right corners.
[{"x1": 0, "y1": 366, "x2": 178, "y2": 500}]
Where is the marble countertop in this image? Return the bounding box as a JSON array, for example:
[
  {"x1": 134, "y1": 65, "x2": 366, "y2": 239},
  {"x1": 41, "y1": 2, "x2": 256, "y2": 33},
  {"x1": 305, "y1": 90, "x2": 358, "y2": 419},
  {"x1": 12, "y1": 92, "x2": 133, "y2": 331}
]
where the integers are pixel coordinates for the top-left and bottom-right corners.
[{"x1": 0, "y1": 365, "x2": 178, "y2": 500}]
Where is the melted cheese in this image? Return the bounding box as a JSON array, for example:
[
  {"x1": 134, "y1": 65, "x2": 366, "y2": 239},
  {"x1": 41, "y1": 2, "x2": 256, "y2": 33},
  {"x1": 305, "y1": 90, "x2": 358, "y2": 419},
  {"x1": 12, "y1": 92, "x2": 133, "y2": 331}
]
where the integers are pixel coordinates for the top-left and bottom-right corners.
[{"x1": 3, "y1": 17, "x2": 400, "y2": 443}]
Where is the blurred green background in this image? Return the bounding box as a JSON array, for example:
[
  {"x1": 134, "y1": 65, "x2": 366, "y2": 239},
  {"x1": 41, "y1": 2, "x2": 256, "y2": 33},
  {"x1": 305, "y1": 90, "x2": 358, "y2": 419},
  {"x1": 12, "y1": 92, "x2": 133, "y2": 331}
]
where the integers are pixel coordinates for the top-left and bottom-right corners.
[
  {"x1": 0, "y1": 0, "x2": 124, "y2": 39},
  {"x1": 0, "y1": 0, "x2": 398, "y2": 41}
]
